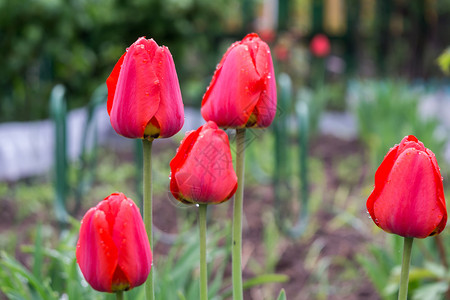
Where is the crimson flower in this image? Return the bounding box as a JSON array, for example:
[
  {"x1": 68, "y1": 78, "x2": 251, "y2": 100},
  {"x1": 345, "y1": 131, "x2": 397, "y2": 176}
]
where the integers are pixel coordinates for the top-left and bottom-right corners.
[
  {"x1": 170, "y1": 121, "x2": 238, "y2": 204},
  {"x1": 367, "y1": 135, "x2": 447, "y2": 238},
  {"x1": 310, "y1": 34, "x2": 330, "y2": 57},
  {"x1": 76, "y1": 193, "x2": 152, "y2": 292},
  {"x1": 107, "y1": 37, "x2": 184, "y2": 139},
  {"x1": 201, "y1": 33, "x2": 277, "y2": 129}
]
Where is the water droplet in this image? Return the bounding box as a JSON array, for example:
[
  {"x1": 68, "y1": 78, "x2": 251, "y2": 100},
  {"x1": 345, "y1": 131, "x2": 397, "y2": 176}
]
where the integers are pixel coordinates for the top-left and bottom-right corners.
[
  {"x1": 145, "y1": 91, "x2": 150, "y2": 96},
  {"x1": 140, "y1": 44, "x2": 145, "y2": 49},
  {"x1": 99, "y1": 228, "x2": 104, "y2": 234},
  {"x1": 195, "y1": 204, "x2": 199, "y2": 207},
  {"x1": 154, "y1": 80, "x2": 159, "y2": 85},
  {"x1": 143, "y1": 59, "x2": 148, "y2": 64},
  {"x1": 374, "y1": 218, "x2": 379, "y2": 224}
]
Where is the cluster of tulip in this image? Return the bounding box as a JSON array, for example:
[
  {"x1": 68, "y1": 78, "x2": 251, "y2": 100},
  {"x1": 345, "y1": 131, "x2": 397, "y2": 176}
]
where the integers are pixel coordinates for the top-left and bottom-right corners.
[
  {"x1": 76, "y1": 33, "x2": 276, "y2": 300},
  {"x1": 75, "y1": 33, "x2": 447, "y2": 300}
]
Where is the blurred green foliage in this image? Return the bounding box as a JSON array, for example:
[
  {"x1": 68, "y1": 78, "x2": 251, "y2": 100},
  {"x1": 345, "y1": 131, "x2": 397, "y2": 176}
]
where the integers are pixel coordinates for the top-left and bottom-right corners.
[
  {"x1": 0, "y1": 0, "x2": 241, "y2": 122},
  {"x1": 437, "y1": 48, "x2": 450, "y2": 75},
  {"x1": 350, "y1": 80, "x2": 445, "y2": 170}
]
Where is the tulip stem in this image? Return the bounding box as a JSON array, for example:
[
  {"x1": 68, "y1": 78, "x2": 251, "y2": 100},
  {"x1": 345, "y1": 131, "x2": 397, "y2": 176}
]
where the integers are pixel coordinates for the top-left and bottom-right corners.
[
  {"x1": 232, "y1": 128, "x2": 246, "y2": 300},
  {"x1": 142, "y1": 139, "x2": 154, "y2": 300},
  {"x1": 199, "y1": 204, "x2": 208, "y2": 300},
  {"x1": 398, "y1": 237, "x2": 414, "y2": 300},
  {"x1": 116, "y1": 291, "x2": 124, "y2": 300}
]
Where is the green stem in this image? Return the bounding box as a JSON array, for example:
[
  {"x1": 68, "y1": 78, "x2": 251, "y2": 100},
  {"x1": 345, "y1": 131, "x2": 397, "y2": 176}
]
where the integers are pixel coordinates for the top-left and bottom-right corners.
[
  {"x1": 143, "y1": 139, "x2": 154, "y2": 300},
  {"x1": 398, "y1": 237, "x2": 414, "y2": 300},
  {"x1": 116, "y1": 291, "x2": 124, "y2": 300},
  {"x1": 232, "y1": 128, "x2": 246, "y2": 300},
  {"x1": 199, "y1": 204, "x2": 208, "y2": 300}
]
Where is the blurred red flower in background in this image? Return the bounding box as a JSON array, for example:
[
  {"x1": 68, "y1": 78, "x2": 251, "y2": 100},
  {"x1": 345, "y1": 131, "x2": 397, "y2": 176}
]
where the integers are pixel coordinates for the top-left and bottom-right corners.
[{"x1": 310, "y1": 34, "x2": 330, "y2": 57}]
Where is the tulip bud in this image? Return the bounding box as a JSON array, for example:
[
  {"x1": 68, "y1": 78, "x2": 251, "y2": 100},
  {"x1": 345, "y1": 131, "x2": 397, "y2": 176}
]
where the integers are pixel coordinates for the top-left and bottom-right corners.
[
  {"x1": 107, "y1": 37, "x2": 184, "y2": 139},
  {"x1": 201, "y1": 33, "x2": 277, "y2": 129},
  {"x1": 76, "y1": 193, "x2": 152, "y2": 292},
  {"x1": 170, "y1": 121, "x2": 238, "y2": 204},
  {"x1": 367, "y1": 135, "x2": 447, "y2": 238}
]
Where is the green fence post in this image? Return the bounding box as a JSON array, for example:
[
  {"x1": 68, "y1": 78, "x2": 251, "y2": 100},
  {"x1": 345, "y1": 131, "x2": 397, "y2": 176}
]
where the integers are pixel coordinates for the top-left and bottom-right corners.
[
  {"x1": 273, "y1": 73, "x2": 292, "y2": 234},
  {"x1": 50, "y1": 84, "x2": 69, "y2": 227}
]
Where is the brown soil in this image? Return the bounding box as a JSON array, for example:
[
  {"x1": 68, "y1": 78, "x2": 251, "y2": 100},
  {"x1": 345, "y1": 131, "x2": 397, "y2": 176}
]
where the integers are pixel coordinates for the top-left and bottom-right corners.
[{"x1": 0, "y1": 134, "x2": 380, "y2": 300}]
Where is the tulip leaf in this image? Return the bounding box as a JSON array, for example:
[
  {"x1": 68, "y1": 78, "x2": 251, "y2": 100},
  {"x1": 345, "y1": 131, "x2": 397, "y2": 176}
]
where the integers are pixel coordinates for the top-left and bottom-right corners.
[
  {"x1": 277, "y1": 288, "x2": 287, "y2": 300},
  {"x1": 0, "y1": 251, "x2": 57, "y2": 300}
]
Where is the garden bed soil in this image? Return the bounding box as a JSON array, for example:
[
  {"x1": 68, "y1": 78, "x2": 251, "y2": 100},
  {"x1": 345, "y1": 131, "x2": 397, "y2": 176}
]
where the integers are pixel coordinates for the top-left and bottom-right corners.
[{"x1": 0, "y1": 134, "x2": 379, "y2": 300}]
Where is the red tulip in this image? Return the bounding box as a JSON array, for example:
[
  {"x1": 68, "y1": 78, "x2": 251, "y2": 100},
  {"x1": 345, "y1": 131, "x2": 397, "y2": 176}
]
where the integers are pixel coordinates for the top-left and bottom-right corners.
[
  {"x1": 201, "y1": 33, "x2": 277, "y2": 129},
  {"x1": 170, "y1": 121, "x2": 238, "y2": 204},
  {"x1": 367, "y1": 135, "x2": 447, "y2": 238},
  {"x1": 76, "y1": 193, "x2": 152, "y2": 292},
  {"x1": 107, "y1": 37, "x2": 184, "y2": 139},
  {"x1": 310, "y1": 34, "x2": 330, "y2": 57}
]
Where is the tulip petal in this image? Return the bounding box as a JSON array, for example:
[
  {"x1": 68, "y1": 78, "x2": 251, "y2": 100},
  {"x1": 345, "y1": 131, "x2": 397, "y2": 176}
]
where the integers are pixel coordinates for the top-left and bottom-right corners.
[
  {"x1": 366, "y1": 146, "x2": 398, "y2": 219},
  {"x1": 253, "y1": 46, "x2": 277, "y2": 127},
  {"x1": 113, "y1": 198, "x2": 152, "y2": 290},
  {"x1": 151, "y1": 46, "x2": 184, "y2": 138},
  {"x1": 109, "y1": 39, "x2": 161, "y2": 138},
  {"x1": 107, "y1": 53, "x2": 125, "y2": 115},
  {"x1": 373, "y1": 148, "x2": 444, "y2": 238},
  {"x1": 170, "y1": 128, "x2": 200, "y2": 202},
  {"x1": 76, "y1": 208, "x2": 119, "y2": 292}
]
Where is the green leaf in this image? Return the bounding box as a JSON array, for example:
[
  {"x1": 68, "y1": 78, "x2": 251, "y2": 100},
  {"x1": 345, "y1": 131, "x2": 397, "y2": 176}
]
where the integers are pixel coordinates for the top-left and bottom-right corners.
[
  {"x1": 32, "y1": 225, "x2": 43, "y2": 280},
  {"x1": 243, "y1": 273, "x2": 289, "y2": 289},
  {"x1": 277, "y1": 288, "x2": 287, "y2": 300},
  {"x1": 0, "y1": 252, "x2": 57, "y2": 300}
]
